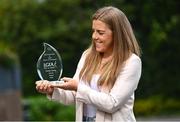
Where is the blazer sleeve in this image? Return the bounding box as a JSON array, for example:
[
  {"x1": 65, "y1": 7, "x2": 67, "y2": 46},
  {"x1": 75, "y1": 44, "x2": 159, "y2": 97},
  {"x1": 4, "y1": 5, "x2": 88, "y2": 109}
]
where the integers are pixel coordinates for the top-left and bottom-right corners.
[
  {"x1": 76, "y1": 54, "x2": 142, "y2": 113},
  {"x1": 48, "y1": 52, "x2": 86, "y2": 105}
]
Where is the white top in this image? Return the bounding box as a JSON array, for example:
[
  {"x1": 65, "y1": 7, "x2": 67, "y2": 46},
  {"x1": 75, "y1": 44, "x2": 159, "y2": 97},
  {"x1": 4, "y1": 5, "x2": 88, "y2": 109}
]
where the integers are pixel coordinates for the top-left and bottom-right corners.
[{"x1": 82, "y1": 75, "x2": 100, "y2": 117}]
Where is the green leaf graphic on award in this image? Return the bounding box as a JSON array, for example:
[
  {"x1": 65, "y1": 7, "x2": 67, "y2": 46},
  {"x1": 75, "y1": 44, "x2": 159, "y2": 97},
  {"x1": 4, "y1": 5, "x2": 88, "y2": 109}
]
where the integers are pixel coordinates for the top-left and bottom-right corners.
[{"x1": 37, "y1": 43, "x2": 64, "y2": 84}]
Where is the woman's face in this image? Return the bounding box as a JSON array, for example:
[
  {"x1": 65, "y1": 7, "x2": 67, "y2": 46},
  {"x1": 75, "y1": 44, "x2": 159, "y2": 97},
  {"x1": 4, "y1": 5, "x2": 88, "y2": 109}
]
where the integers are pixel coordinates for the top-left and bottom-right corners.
[{"x1": 92, "y1": 20, "x2": 113, "y2": 56}]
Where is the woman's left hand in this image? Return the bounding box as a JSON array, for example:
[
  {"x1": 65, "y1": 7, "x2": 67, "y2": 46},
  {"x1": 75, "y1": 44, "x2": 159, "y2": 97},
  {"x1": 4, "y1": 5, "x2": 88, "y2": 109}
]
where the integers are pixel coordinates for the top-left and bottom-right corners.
[{"x1": 52, "y1": 77, "x2": 78, "y2": 91}]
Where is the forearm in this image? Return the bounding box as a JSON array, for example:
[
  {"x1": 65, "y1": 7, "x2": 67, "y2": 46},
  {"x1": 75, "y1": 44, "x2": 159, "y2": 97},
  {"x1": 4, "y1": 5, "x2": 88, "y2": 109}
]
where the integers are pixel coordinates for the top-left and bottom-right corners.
[
  {"x1": 49, "y1": 88, "x2": 76, "y2": 105},
  {"x1": 76, "y1": 84, "x2": 127, "y2": 113}
]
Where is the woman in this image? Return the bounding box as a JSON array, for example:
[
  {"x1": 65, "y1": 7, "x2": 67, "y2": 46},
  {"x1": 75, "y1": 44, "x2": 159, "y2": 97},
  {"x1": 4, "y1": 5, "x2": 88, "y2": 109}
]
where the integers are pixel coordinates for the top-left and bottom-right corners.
[{"x1": 36, "y1": 6, "x2": 142, "y2": 122}]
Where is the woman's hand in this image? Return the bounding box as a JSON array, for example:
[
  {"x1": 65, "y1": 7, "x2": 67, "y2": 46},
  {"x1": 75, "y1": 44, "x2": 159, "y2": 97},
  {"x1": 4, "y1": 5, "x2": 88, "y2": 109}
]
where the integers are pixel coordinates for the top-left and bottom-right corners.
[
  {"x1": 35, "y1": 80, "x2": 54, "y2": 96},
  {"x1": 52, "y1": 77, "x2": 78, "y2": 91}
]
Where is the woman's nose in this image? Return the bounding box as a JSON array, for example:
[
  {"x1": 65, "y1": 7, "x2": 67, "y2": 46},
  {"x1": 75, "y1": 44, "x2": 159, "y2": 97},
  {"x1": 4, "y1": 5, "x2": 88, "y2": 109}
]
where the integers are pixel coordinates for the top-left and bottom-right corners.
[{"x1": 92, "y1": 32, "x2": 98, "y2": 40}]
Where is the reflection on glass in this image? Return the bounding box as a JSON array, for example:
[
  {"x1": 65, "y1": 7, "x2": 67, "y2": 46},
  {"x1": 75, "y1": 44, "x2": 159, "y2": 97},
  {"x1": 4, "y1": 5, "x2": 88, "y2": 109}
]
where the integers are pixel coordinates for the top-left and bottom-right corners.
[{"x1": 37, "y1": 43, "x2": 63, "y2": 84}]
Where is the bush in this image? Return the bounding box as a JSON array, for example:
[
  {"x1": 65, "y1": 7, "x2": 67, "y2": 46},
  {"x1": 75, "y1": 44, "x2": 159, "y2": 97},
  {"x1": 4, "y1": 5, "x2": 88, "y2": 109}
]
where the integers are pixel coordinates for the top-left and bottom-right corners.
[
  {"x1": 25, "y1": 96, "x2": 75, "y2": 121},
  {"x1": 134, "y1": 96, "x2": 180, "y2": 117},
  {"x1": 26, "y1": 96, "x2": 180, "y2": 120}
]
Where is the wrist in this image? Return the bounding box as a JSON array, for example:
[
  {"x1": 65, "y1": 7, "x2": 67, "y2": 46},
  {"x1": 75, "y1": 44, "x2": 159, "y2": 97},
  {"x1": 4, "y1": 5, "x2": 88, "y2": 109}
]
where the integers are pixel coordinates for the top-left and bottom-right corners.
[{"x1": 47, "y1": 89, "x2": 54, "y2": 97}]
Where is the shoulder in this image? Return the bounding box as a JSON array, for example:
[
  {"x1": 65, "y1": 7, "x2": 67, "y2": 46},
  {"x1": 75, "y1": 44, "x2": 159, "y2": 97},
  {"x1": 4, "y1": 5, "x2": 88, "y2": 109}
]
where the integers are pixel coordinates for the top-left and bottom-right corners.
[
  {"x1": 129, "y1": 53, "x2": 141, "y2": 61},
  {"x1": 80, "y1": 48, "x2": 92, "y2": 61},
  {"x1": 80, "y1": 50, "x2": 89, "y2": 60},
  {"x1": 122, "y1": 53, "x2": 142, "y2": 73},
  {"x1": 77, "y1": 50, "x2": 89, "y2": 67},
  {"x1": 126, "y1": 53, "x2": 141, "y2": 65}
]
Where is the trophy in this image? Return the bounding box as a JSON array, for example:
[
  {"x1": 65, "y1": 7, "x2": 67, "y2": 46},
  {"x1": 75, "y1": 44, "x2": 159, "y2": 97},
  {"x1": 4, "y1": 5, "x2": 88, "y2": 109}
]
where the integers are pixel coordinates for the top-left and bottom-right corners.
[{"x1": 37, "y1": 43, "x2": 64, "y2": 84}]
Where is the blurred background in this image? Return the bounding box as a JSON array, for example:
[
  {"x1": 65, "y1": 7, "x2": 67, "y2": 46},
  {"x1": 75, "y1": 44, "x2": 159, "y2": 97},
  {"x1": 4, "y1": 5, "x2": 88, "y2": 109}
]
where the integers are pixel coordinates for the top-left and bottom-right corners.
[{"x1": 0, "y1": 0, "x2": 179, "y2": 121}]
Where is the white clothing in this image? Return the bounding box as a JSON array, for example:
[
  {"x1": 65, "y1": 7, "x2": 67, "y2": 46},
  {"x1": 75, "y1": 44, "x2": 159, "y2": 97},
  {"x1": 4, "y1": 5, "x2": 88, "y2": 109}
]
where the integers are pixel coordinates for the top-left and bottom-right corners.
[
  {"x1": 48, "y1": 52, "x2": 142, "y2": 122},
  {"x1": 83, "y1": 74, "x2": 100, "y2": 117}
]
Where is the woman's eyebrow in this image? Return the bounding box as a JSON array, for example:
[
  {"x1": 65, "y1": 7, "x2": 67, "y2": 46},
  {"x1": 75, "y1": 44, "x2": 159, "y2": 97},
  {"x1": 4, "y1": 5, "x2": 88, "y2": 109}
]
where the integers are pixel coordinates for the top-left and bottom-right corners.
[{"x1": 92, "y1": 28, "x2": 106, "y2": 32}]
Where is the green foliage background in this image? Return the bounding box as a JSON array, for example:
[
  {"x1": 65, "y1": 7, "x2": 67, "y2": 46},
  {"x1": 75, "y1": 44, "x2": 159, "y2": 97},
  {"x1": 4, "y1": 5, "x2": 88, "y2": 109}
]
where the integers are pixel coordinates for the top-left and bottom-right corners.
[
  {"x1": 26, "y1": 96, "x2": 75, "y2": 121},
  {"x1": 0, "y1": 0, "x2": 179, "y2": 120}
]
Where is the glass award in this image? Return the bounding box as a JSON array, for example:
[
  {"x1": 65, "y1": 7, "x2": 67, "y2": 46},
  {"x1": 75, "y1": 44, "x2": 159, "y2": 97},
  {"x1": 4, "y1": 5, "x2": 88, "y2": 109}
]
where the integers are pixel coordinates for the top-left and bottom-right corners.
[{"x1": 37, "y1": 43, "x2": 64, "y2": 84}]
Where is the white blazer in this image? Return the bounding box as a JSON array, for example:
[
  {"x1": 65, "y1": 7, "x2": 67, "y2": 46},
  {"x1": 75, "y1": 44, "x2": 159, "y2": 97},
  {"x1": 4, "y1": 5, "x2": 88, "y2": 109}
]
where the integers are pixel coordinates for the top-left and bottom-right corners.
[{"x1": 48, "y1": 52, "x2": 142, "y2": 122}]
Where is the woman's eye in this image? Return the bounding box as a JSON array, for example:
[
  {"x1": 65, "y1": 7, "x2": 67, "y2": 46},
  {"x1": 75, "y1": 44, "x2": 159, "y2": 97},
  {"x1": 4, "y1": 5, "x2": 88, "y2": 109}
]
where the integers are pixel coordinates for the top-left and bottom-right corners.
[{"x1": 99, "y1": 32, "x2": 104, "y2": 35}]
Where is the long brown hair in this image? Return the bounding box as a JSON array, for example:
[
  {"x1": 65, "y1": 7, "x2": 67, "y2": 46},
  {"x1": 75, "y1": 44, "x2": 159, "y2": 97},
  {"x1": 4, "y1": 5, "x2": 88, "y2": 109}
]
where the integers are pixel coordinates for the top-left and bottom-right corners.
[{"x1": 79, "y1": 6, "x2": 141, "y2": 89}]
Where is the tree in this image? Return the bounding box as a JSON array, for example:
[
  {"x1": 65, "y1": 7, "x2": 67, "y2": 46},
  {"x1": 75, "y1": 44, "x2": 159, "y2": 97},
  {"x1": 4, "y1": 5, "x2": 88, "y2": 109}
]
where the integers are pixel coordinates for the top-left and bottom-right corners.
[{"x1": 0, "y1": 0, "x2": 179, "y2": 98}]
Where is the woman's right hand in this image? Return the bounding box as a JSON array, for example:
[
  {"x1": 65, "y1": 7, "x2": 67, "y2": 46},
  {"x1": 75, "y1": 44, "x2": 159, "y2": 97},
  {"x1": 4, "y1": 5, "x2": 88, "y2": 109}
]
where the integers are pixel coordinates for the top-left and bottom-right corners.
[{"x1": 35, "y1": 80, "x2": 54, "y2": 96}]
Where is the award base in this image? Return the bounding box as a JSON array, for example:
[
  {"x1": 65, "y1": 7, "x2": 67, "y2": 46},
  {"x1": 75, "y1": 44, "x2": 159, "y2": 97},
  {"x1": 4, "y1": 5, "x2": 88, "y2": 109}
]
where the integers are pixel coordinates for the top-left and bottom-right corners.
[{"x1": 50, "y1": 80, "x2": 64, "y2": 85}]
